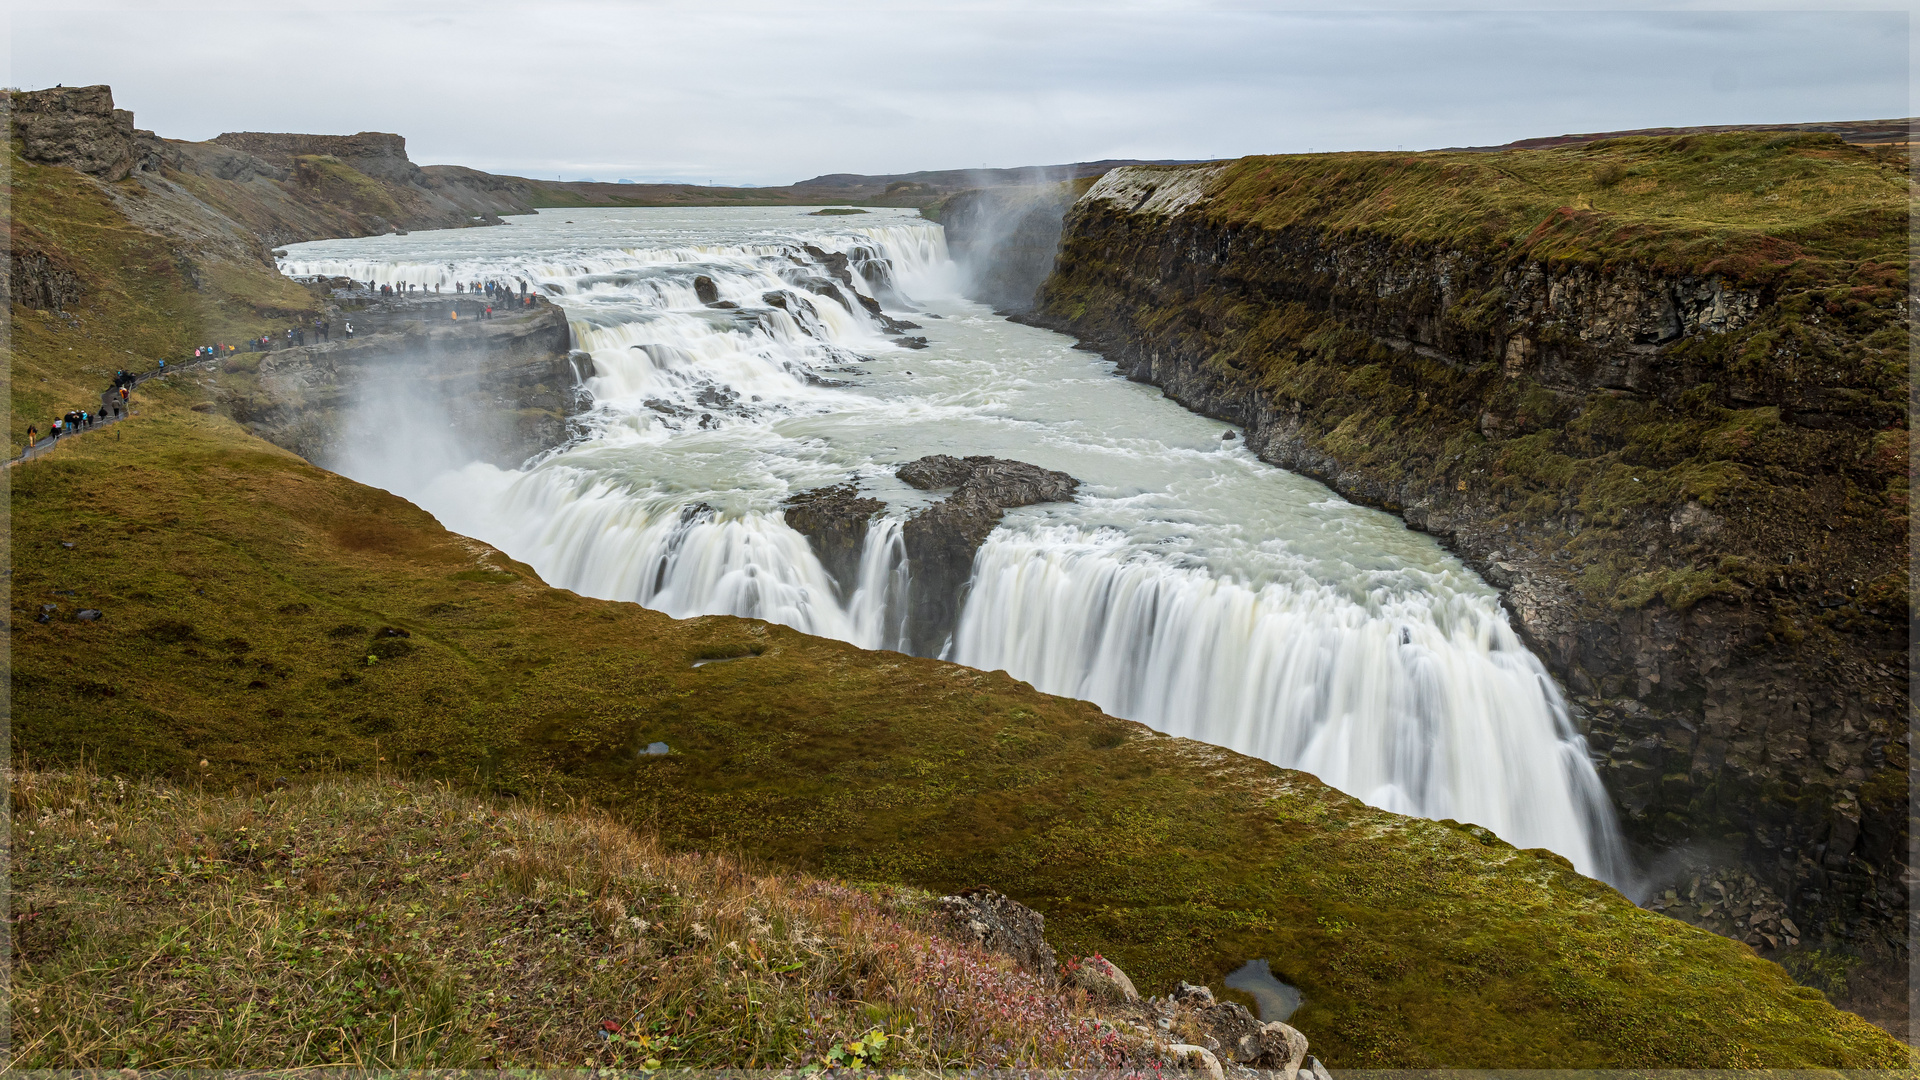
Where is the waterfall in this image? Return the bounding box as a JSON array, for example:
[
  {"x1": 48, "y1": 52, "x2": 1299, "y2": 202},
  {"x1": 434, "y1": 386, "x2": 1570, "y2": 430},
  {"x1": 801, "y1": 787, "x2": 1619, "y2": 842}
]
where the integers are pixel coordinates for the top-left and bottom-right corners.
[
  {"x1": 951, "y1": 526, "x2": 1629, "y2": 881},
  {"x1": 279, "y1": 208, "x2": 1631, "y2": 885}
]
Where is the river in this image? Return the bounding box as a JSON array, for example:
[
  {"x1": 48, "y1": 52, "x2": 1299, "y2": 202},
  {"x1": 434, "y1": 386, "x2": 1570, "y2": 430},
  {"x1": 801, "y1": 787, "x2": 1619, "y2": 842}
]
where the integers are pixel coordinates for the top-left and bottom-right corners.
[{"x1": 280, "y1": 206, "x2": 1630, "y2": 884}]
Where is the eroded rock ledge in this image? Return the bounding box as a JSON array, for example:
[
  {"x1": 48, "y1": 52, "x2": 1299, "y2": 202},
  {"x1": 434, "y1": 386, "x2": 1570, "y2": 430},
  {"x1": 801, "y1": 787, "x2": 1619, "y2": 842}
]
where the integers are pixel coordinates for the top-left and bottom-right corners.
[{"x1": 783, "y1": 454, "x2": 1079, "y2": 654}]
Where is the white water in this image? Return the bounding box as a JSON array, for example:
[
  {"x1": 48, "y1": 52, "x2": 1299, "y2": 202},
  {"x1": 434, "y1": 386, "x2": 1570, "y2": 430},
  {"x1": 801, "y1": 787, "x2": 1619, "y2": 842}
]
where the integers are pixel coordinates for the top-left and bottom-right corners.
[{"x1": 282, "y1": 207, "x2": 1630, "y2": 884}]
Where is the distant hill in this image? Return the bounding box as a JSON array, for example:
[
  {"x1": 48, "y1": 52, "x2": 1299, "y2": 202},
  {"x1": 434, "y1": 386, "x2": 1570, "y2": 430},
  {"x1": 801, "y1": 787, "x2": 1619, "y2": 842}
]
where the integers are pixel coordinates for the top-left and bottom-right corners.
[
  {"x1": 1441, "y1": 117, "x2": 1912, "y2": 153},
  {"x1": 503, "y1": 159, "x2": 1201, "y2": 209}
]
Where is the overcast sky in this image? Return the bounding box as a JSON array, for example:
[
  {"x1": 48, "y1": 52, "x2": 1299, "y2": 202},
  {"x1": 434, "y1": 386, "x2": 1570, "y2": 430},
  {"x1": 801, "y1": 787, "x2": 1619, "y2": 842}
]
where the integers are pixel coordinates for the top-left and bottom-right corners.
[{"x1": 6, "y1": 1, "x2": 1909, "y2": 186}]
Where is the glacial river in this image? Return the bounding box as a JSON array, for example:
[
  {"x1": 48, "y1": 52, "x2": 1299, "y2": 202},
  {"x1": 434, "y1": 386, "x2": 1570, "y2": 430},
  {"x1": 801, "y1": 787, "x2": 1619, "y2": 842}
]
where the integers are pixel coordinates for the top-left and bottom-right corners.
[{"x1": 281, "y1": 206, "x2": 1629, "y2": 883}]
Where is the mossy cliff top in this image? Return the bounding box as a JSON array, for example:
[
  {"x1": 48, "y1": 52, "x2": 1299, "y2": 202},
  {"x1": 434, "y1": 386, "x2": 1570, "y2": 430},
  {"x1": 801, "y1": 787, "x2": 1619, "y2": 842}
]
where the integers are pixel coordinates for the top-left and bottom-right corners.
[
  {"x1": 1111, "y1": 131, "x2": 1906, "y2": 290},
  {"x1": 8, "y1": 128, "x2": 1906, "y2": 1068}
]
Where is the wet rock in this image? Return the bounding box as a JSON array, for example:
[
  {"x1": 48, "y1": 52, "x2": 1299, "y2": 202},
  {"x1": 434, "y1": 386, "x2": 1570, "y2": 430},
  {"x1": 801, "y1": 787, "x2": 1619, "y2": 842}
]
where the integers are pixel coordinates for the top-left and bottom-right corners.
[
  {"x1": 1066, "y1": 953, "x2": 1140, "y2": 1003},
  {"x1": 1222, "y1": 430, "x2": 1237, "y2": 440},
  {"x1": 705, "y1": 299, "x2": 739, "y2": 310},
  {"x1": 692, "y1": 275, "x2": 719, "y2": 304},
  {"x1": 899, "y1": 455, "x2": 1078, "y2": 654},
  {"x1": 936, "y1": 887, "x2": 1058, "y2": 984},
  {"x1": 894, "y1": 335, "x2": 930, "y2": 349},
  {"x1": 782, "y1": 483, "x2": 884, "y2": 603}
]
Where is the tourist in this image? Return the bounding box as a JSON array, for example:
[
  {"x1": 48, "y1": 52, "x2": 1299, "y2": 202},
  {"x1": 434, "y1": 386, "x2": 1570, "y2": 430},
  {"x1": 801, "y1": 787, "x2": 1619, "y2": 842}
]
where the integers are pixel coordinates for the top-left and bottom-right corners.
[
  {"x1": 26, "y1": 424, "x2": 37, "y2": 450},
  {"x1": 51, "y1": 417, "x2": 62, "y2": 441}
]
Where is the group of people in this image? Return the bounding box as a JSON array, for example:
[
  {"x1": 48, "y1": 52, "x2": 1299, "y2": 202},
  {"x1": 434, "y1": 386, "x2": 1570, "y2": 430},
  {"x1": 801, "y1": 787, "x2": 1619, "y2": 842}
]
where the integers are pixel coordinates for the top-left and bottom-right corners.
[{"x1": 27, "y1": 380, "x2": 133, "y2": 454}]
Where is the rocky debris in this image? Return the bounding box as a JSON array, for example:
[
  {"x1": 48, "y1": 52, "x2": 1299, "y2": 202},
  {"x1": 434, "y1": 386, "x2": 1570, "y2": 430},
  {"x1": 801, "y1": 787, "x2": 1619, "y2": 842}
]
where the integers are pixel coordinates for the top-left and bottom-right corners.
[
  {"x1": 1645, "y1": 863, "x2": 1802, "y2": 949},
  {"x1": 1094, "y1": 979, "x2": 1319, "y2": 1080},
  {"x1": 1166, "y1": 1044, "x2": 1225, "y2": 1080},
  {"x1": 693, "y1": 275, "x2": 720, "y2": 304},
  {"x1": 1065, "y1": 953, "x2": 1140, "y2": 1003},
  {"x1": 76, "y1": 609, "x2": 103, "y2": 622},
  {"x1": 935, "y1": 888, "x2": 1059, "y2": 985},
  {"x1": 36, "y1": 605, "x2": 56, "y2": 624},
  {"x1": 782, "y1": 483, "x2": 885, "y2": 602},
  {"x1": 898, "y1": 455, "x2": 1079, "y2": 655}
]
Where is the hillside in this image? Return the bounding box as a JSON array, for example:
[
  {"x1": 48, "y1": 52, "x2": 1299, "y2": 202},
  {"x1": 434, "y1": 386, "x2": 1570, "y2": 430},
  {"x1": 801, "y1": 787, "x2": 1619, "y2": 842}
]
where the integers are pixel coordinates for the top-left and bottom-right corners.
[
  {"x1": 13, "y1": 767, "x2": 1168, "y2": 1069},
  {"x1": 8, "y1": 93, "x2": 1911, "y2": 1066},
  {"x1": 1028, "y1": 132, "x2": 1911, "y2": 1018}
]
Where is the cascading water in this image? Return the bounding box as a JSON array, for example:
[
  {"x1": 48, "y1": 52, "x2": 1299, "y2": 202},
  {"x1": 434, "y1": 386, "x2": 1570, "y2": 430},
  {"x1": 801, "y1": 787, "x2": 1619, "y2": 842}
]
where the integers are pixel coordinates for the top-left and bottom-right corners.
[{"x1": 281, "y1": 207, "x2": 1630, "y2": 885}]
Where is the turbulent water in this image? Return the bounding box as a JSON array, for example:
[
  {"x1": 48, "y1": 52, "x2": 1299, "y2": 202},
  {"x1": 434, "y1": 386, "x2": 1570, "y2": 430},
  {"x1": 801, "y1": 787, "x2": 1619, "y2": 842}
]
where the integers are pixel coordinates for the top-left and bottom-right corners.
[{"x1": 282, "y1": 207, "x2": 1630, "y2": 884}]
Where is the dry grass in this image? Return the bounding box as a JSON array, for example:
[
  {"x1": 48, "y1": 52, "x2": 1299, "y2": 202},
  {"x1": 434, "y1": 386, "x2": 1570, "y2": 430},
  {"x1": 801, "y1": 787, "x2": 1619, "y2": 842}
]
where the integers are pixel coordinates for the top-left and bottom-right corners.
[{"x1": 10, "y1": 765, "x2": 1151, "y2": 1070}]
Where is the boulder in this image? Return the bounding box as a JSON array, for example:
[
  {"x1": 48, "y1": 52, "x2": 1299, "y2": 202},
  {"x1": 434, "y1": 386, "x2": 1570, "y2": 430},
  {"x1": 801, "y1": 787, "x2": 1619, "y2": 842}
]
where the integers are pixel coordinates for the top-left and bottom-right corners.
[
  {"x1": 1066, "y1": 953, "x2": 1139, "y2": 1003},
  {"x1": 692, "y1": 275, "x2": 720, "y2": 304},
  {"x1": 935, "y1": 887, "x2": 1058, "y2": 984}
]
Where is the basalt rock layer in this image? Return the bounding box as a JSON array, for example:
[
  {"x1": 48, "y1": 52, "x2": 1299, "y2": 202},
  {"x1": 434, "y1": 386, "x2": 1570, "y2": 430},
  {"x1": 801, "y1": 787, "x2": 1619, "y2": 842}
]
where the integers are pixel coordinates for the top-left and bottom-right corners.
[{"x1": 1024, "y1": 136, "x2": 1910, "y2": 971}]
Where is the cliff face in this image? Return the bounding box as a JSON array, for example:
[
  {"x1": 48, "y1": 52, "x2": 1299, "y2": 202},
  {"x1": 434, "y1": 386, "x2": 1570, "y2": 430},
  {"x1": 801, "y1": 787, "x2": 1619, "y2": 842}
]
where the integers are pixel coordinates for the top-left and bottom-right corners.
[
  {"x1": 1025, "y1": 137, "x2": 1909, "y2": 960},
  {"x1": 922, "y1": 180, "x2": 1090, "y2": 311},
  {"x1": 8, "y1": 86, "x2": 541, "y2": 250},
  {"x1": 214, "y1": 293, "x2": 586, "y2": 469}
]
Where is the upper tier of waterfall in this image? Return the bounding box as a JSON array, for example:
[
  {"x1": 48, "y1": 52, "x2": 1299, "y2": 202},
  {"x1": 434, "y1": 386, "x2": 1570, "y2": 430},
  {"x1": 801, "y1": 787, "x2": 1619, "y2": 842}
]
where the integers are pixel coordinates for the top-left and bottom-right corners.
[{"x1": 280, "y1": 206, "x2": 1631, "y2": 885}]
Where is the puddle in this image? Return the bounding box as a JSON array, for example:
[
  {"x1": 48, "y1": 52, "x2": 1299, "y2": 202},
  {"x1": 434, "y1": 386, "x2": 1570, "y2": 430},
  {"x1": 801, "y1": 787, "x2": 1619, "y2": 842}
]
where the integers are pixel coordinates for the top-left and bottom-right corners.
[
  {"x1": 1224, "y1": 958, "x2": 1301, "y2": 1022},
  {"x1": 691, "y1": 654, "x2": 756, "y2": 668}
]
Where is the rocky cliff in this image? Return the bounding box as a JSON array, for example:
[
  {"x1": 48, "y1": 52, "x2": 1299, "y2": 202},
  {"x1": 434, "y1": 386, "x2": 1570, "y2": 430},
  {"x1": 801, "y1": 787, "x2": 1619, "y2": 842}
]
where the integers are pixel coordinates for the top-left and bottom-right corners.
[
  {"x1": 211, "y1": 291, "x2": 586, "y2": 469},
  {"x1": 1021, "y1": 136, "x2": 1910, "y2": 980}
]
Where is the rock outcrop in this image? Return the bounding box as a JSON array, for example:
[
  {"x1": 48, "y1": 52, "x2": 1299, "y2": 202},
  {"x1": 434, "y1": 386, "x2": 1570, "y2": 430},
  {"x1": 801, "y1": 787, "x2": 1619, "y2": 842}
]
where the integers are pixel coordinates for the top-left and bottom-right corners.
[
  {"x1": 782, "y1": 483, "x2": 884, "y2": 601},
  {"x1": 935, "y1": 887, "x2": 1059, "y2": 985},
  {"x1": 1028, "y1": 143, "x2": 1908, "y2": 963},
  {"x1": 213, "y1": 290, "x2": 584, "y2": 469},
  {"x1": 782, "y1": 455, "x2": 1078, "y2": 656},
  {"x1": 898, "y1": 455, "x2": 1079, "y2": 654},
  {"x1": 10, "y1": 84, "x2": 158, "y2": 182}
]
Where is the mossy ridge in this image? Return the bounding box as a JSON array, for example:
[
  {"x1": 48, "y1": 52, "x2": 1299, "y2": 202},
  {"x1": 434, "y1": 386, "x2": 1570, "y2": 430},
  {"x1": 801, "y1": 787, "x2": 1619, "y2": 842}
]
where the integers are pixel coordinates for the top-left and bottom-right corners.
[
  {"x1": 1201, "y1": 132, "x2": 1908, "y2": 288},
  {"x1": 7, "y1": 395, "x2": 1903, "y2": 1068}
]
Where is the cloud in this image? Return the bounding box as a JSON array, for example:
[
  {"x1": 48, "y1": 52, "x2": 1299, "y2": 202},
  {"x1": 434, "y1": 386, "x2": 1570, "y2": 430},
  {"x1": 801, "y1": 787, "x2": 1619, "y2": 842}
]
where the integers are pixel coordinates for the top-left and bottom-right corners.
[{"x1": 8, "y1": 2, "x2": 1907, "y2": 185}]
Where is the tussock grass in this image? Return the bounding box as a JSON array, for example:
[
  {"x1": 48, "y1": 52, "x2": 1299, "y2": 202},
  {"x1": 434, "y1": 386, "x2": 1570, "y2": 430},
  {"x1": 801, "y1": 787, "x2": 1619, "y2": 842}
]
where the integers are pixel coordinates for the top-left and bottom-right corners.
[{"x1": 11, "y1": 766, "x2": 1147, "y2": 1070}]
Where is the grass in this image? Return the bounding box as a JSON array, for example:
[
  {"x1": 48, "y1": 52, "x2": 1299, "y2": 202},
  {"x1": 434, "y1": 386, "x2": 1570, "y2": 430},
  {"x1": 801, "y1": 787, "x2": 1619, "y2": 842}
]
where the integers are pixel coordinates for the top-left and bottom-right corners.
[
  {"x1": 7, "y1": 138, "x2": 1910, "y2": 1069},
  {"x1": 11, "y1": 766, "x2": 1148, "y2": 1070}
]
